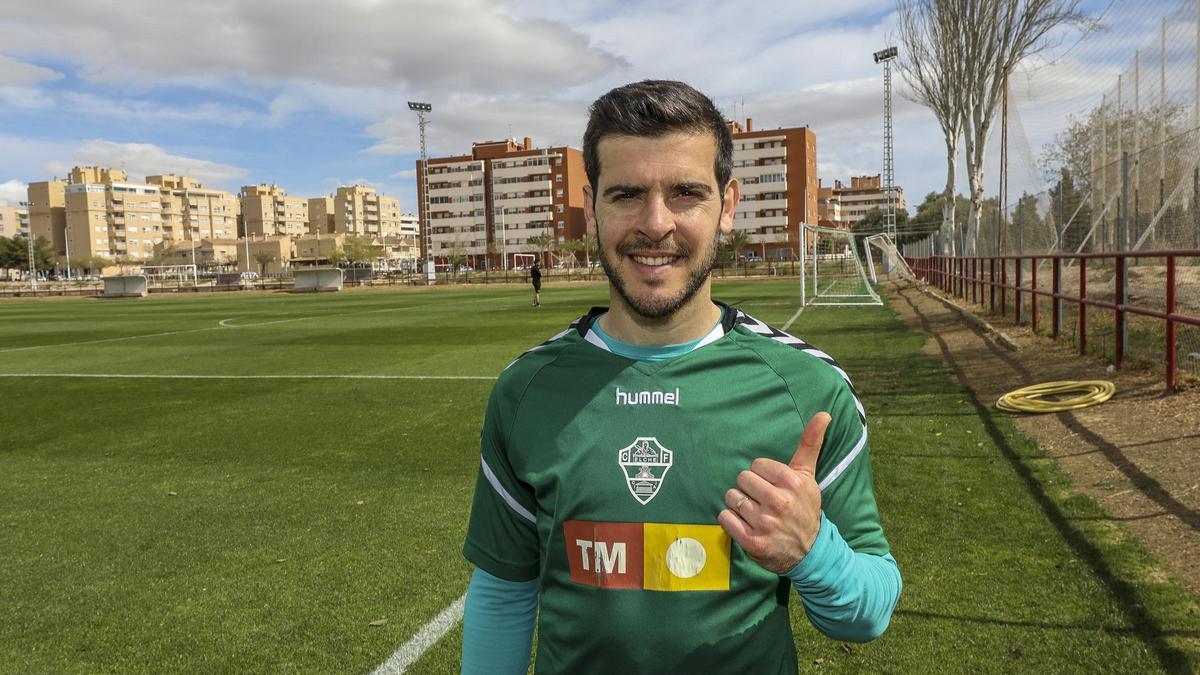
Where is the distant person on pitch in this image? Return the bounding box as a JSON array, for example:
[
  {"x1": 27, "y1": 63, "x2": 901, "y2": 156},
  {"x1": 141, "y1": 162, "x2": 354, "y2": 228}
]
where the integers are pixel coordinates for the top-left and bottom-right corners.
[
  {"x1": 529, "y1": 262, "x2": 542, "y2": 307},
  {"x1": 460, "y1": 79, "x2": 901, "y2": 674}
]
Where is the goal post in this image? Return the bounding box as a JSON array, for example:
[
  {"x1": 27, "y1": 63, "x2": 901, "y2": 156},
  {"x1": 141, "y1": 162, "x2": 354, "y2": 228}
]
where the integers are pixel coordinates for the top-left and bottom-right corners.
[
  {"x1": 864, "y1": 233, "x2": 917, "y2": 284},
  {"x1": 799, "y1": 223, "x2": 881, "y2": 307},
  {"x1": 511, "y1": 253, "x2": 535, "y2": 269}
]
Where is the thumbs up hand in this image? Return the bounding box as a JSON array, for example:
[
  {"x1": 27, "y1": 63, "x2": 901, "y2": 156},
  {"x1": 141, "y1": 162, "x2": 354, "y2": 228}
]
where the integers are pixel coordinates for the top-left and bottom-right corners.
[{"x1": 717, "y1": 412, "x2": 831, "y2": 574}]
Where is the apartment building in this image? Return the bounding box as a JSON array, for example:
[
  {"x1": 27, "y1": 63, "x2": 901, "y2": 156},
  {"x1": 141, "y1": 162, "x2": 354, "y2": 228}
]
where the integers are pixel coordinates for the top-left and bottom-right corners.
[
  {"x1": 307, "y1": 197, "x2": 334, "y2": 234},
  {"x1": 28, "y1": 167, "x2": 239, "y2": 267},
  {"x1": 328, "y1": 185, "x2": 404, "y2": 238},
  {"x1": 0, "y1": 204, "x2": 29, "y2": 238},
  {"x1": 818, "y1": 175, "x2": 906, "y2": 229},
  {"x1": 726, "y1": 119, "x2": 819, "y2": 261},
  {"x1": 415, "y1": 137, "x2": 586, "y2": 269},
  {"x1": 240, "y1": 184, "x2": 308, "y2": 237}
]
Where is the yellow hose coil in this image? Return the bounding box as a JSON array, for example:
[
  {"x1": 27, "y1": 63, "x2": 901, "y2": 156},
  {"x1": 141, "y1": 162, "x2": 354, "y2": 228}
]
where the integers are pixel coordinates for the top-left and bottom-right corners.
[{"x1": 995, "y1": 380, "x2": 1116, "y2": 413}]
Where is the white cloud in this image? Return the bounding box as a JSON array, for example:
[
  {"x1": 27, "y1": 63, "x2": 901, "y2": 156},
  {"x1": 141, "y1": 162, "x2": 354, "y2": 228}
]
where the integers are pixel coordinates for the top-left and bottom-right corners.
[
  {"x1": 0, "y1": 0, "x2": 624, "y2": 94},
  {"x1": 42, "y1": 140, "x2": 248, "y2": 187},
  {"x1": 0, "y1": 179, "x2": 28, "y2": 204},
  {"x1": 0, "y1": 54, "x2": 62, "y2": 86}
]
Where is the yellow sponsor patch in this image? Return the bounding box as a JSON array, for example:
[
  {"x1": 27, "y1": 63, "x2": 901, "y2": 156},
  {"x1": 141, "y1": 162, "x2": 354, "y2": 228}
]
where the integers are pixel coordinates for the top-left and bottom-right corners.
[{"x1": 642, "y1": 523, "x2": 731, "y2": 592}]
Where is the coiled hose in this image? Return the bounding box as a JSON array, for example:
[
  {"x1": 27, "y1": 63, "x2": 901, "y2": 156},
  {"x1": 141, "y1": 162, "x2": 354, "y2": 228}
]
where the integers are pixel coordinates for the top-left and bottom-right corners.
[{"x1": 995, "y1": 380, "x2": 1116, "y2": 413}]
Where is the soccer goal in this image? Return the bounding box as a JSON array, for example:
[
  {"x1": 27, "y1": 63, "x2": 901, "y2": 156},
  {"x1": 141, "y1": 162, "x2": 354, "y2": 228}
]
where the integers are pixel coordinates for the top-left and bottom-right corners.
[
  {"x1": 512, "y1": 253, "x2": 536, "y2": 270},
  {"x1": 799, "y1": 223, "x2": 881, "y2": 307},
  {"x1": 293, "y1": 268, "x2": 343, "y2": 292},
  {"x1": 103, "y1": 275, "x2": 149, "y2": 298},
  {"x1": 863, "y1": 233, "x2": 917, "y2": 285}
]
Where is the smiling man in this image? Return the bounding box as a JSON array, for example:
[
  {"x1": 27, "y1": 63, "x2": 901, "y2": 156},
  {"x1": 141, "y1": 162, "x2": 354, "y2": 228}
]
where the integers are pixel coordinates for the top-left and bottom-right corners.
[{"x1": 460, "y1": 80, "x2": 902, "y2": 674}]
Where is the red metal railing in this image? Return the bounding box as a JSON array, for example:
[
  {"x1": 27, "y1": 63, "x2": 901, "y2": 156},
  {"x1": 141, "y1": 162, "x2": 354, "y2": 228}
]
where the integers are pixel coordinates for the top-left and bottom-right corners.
[{"x1": 908, "y1": 251, "x2": 1200, "y2": 392}]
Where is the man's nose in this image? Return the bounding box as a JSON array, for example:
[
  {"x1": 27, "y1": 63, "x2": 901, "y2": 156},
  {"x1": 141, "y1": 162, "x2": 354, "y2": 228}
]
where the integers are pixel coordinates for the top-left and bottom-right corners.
[{"x1": 639, "y1": 194, "x2": 675, "y2": 241}]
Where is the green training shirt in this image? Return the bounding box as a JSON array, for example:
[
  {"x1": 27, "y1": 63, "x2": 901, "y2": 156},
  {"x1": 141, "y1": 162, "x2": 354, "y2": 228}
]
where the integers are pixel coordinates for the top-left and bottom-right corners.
[{"x1": 463, "y1": 303, "x2": 891, "y2": 674}]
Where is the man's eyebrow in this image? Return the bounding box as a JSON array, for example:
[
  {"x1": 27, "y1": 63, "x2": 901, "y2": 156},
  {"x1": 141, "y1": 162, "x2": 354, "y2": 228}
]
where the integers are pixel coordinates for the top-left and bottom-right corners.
[
  {"x1": 673, "y1": 181, "x2": 713, "y2": 196},
  {"x1": 602, "y1": 184, "x2": 645, "y2": 197}
]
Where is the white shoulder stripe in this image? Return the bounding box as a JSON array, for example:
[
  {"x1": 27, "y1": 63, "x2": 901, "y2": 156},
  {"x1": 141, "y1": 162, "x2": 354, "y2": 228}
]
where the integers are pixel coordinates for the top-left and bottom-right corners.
[
  {"x1": 583, "y1": 329, "x2": 611, "y2": 351},
  {"x1": 480, "y1": 456, "x2": 536, "y2": 524},
  {"x1": 818, "y1": 424, "x2": 868, "y2": 492}
]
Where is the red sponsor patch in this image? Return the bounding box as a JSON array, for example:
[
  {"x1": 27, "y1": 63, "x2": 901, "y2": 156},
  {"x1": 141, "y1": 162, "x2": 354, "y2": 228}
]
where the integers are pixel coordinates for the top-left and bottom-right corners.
[{"x1": 563, "y1": 520, "x2": 645, "y2": 589}]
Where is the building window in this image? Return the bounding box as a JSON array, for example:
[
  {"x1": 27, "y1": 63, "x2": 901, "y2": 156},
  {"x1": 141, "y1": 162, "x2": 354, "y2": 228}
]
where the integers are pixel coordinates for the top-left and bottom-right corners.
[
  {"x1": 556, "y1": 204, "x2": 564, "y2": 213},
  {"x1": 556, "y1": 221, "x2": 564, "y2": 229}
]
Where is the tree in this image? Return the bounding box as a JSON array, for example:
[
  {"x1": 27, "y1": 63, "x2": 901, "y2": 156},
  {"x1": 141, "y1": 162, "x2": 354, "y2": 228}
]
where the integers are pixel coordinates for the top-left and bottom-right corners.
[
  {"x1": 896, "y1": 0, "x2": 967, "y2": 251},
  {"x1": 327, "y1": 247, "x2": 346, "y2": 268},
  {"x1": 897, "y1": 0, "x2": 1085, "y2": 255},
  {"x1": 853, "y1": 208, "x2": 911, "y2": 239},
  {"x1": 579, "y1": 234, "x2": 598, "y2": 267},
  {"x1": 724, "y1": 229, "x2": 750, "y2": 269},
  {"x1": 0, "y1": 235, "x2": 55, "y2": 273},
  {"x1": 253, "y1": 251, "x2": 275, "y2": 275},
  {"x1": 342, "y1": 236, "x2": 376, "y2": 268},
  {"x1": 957, "y1": 0, "x2": 1085, "y2": 254},
  {"x1": 527, "y1": 232, "x2": 554, "y2": 266},
  {"x1": 485, "y1": 241, "x2": 502, "y2": 270}
]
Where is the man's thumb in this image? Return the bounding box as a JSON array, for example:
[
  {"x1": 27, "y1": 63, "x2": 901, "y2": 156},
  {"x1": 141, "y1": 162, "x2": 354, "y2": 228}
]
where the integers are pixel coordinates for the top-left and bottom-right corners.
[{"x1": 789, "y1": 412, "x2": 832, "y2": 474}]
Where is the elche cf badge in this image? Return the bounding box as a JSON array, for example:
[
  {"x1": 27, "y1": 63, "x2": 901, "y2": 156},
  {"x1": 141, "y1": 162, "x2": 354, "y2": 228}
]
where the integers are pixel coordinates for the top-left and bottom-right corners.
[{"x1": 618, "y1": 437, "x2": 673, "y2": 505}]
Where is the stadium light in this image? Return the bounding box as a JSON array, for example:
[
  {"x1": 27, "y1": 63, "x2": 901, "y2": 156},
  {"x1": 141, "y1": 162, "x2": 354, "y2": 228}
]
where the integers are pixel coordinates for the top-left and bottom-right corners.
[
  {"x1": 873, "y1": 47, "x2": 898, "y2": 63},
  {"x1": 874, "y1": 45, "x2": 898, "y2": 240},
  {"x1": 408, "y1": 101, "x2": 437, "y2": 282}
]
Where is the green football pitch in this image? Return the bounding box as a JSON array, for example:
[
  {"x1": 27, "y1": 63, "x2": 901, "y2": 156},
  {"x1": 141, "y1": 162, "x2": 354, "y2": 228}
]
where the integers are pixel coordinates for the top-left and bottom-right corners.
[{"x1": 1, "y1": 281, "x2": 1197, "y2": 673}]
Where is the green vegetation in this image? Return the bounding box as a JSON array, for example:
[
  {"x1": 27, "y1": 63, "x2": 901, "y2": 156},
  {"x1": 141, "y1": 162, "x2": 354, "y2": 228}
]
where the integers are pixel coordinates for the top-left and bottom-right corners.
[{"x1": 0, "y1": 281, "x2": 1196, "y2": 673}]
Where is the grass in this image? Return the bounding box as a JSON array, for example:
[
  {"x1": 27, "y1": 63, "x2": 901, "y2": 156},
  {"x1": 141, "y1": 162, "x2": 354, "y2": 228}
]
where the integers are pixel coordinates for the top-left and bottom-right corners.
[{"x1": 1, "y1": 280, "x2": 1197, "y2": 673}]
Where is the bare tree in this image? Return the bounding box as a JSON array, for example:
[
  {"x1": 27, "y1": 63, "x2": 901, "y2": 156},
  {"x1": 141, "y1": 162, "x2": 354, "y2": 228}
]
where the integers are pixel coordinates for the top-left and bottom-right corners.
[
  {"x1": 896, "y1": 0, "x2": 967, "y2": 254},
  {"x1": 958, "y1": 0, "x2": 1084, "y2": 254}
]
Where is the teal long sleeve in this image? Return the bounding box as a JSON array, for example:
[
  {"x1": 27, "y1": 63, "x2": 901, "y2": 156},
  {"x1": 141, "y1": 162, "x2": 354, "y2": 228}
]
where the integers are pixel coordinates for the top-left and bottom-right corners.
[
  {"x1": 461, "y1": 568, "x2": 538, "y2": 674},
  {"x1": 785, "y1": 513, "x2": 902, "y2": 643}
]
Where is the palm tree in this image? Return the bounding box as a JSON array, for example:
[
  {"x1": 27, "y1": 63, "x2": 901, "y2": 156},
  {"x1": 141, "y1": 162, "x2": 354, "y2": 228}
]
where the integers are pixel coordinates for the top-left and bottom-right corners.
[{"x1": 725, "y1": 230, "x2": 750, "y2": 272}]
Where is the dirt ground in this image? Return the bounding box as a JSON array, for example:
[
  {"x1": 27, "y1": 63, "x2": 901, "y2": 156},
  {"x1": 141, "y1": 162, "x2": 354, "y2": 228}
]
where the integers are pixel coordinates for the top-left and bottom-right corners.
[{"x1": 889, "y1": 282, "x2": 1200, "y2": 599}]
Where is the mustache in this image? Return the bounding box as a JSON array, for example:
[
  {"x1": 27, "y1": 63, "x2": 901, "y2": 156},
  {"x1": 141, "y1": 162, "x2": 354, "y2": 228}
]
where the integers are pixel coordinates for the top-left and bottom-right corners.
[{"x1": 616, "y1": 237, "x2": 691, "y2": 257}]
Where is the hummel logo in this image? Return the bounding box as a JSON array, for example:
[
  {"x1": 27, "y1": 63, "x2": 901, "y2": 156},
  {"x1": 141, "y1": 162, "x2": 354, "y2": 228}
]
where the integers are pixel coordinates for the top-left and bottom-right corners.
[{"x1": 615, "y1": 386, "x2": 680, "y2": 406}]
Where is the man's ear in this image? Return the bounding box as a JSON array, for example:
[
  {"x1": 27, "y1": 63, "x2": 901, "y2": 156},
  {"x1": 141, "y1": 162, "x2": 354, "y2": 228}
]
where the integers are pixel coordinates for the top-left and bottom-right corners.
[
  {"x1": 583, "y1": 184, "x2": 596, "y2": 231},
  {"x1": 719, "y1": 178, "x2": 740, "y2": 234}
]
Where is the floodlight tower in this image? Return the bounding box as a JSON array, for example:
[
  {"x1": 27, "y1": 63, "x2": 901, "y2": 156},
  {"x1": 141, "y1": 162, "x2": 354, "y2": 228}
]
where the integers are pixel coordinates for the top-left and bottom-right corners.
[
  {"x1": 874, "y1": 46, "x2": 898, "y2": 240},
  {"x1": 408, "y1": 101, "x2": 437, "y2": 283}
]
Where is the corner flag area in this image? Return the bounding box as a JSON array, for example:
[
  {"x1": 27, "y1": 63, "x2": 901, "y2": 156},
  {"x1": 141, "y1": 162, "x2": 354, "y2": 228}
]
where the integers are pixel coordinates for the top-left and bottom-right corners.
[{"x1": 1, "y1": 281, "x2": 1197, "y2": 672}]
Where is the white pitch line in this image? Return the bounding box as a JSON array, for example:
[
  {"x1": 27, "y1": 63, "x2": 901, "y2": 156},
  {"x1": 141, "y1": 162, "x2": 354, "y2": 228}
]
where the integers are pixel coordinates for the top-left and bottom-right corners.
[
  {"x1": 780, "y1": 305, "x2": 806, "y2": 332},
  {"x1": 218, "y1": 317, "x2": 238, "y2": 327},
  {"x1": 371, "y1": 593, "x2": 467, "y2": 675},
  {"x1": 0, "y1": 326, "x2": 226, "y2": 354},
  {"x1": 0, "y1": 373, "x2": 496, "y2": 381}
]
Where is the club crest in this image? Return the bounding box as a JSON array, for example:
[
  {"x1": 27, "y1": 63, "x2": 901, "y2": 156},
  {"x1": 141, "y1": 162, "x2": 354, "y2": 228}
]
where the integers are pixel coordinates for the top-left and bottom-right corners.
[{"x1": 618, "y1": 437, "x2": 673, "y2": 505}]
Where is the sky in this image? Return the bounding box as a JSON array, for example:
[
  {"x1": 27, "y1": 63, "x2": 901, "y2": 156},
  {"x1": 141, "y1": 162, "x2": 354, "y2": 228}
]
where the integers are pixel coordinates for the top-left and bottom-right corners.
[{"x1": 0, "y1": 0, "x2": 1185, "y2": 215}]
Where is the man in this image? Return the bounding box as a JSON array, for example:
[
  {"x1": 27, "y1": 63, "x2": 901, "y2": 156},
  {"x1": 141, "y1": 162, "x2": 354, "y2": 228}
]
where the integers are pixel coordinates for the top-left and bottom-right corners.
[
  {"x1": 530, "y1": 261, "x2": 542, "y2": 307},
  {"x1": 461, "y1": 80, "x2": 901, "y2": 674}
]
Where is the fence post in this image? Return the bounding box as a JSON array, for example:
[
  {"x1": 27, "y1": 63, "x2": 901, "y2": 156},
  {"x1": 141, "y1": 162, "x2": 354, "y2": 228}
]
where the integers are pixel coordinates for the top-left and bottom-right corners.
[
  {"x1": 1119, "y1": 152, "x2": 1130, "y2": 364},
  {"x1": 1030, "y1": 258, "x2": 1038, "y2": 334},
  {"x1": 1015, "y1": 256, "x2": 1023, "y2": 324},
  {"x1": 990, "y1": 257, "x2": 996, "y2": 312},
  {"x1": 1079, "y1": 257, "x2": 1088, "y2": 356},
  {"x1": 1166, "y1": 255, "x2": 1177, "y2": 393},
  {"x1": 1052, "y1": 256, "x2": 1062, "y2": 340},
  {"x1": 1001, "y1": 257, "x2": 1007, "y2": 318}
]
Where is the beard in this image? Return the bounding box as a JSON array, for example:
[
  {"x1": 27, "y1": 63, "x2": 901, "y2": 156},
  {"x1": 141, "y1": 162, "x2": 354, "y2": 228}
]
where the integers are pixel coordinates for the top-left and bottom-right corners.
[{"x1": 597, "y1": 221, "x2": 723, "y2": 320}]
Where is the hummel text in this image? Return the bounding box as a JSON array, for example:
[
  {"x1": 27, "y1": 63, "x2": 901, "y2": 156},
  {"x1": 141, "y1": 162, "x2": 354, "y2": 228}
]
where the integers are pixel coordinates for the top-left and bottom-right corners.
[{"x1": 615, "y1": 387, "x2": 680, "y2": 406}]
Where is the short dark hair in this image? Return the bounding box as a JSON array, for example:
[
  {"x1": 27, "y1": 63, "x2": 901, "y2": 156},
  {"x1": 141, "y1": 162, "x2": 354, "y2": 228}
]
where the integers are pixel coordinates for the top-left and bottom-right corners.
[{"x1": 583, "y1": 80, "x2": 733, "y2": 194}]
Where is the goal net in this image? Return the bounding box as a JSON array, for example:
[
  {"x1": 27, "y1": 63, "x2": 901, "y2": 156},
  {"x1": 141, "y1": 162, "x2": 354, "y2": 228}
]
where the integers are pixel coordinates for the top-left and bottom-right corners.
[
  {"x1": 511, "y1": 253, "x2": 536, "y2": 269},
  {"x1": 800, "y1": 224, "x2": 881, "y2": 307},
  {"x1": 863, "y1": 233, "x2": 917, "y2": 285}
]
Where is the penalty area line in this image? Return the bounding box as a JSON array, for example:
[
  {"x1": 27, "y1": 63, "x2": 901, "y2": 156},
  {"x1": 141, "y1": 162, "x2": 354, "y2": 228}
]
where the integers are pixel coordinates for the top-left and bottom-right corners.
[
  {"x1": 371, "y1": 593, "x2": 467, "y2": 675},
  {"x1": 0, "y1": 373, "x2": 497, "y2": 381},
  {"x1": 781, "y1": 305, "x2": 806, "y2": 332}
]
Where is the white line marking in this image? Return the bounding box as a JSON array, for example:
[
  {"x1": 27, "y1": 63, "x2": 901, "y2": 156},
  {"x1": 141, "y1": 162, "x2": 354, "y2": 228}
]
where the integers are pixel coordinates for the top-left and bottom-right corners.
[
  {"x1": 0, "y1": 326, "x2": 226, "y2": 354},
  {"x1": 3, "y1": 296, "x2": 511, "y2": 353},
  {"x1": 0, "y1": 373, "x2": 496, "y2": 381},
  {"x1": 781, "y1": 305, "x2": 806, "y2": 332},
  {"x1": 371, "y1": 593, "x2": 467, "y2": 675}
]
